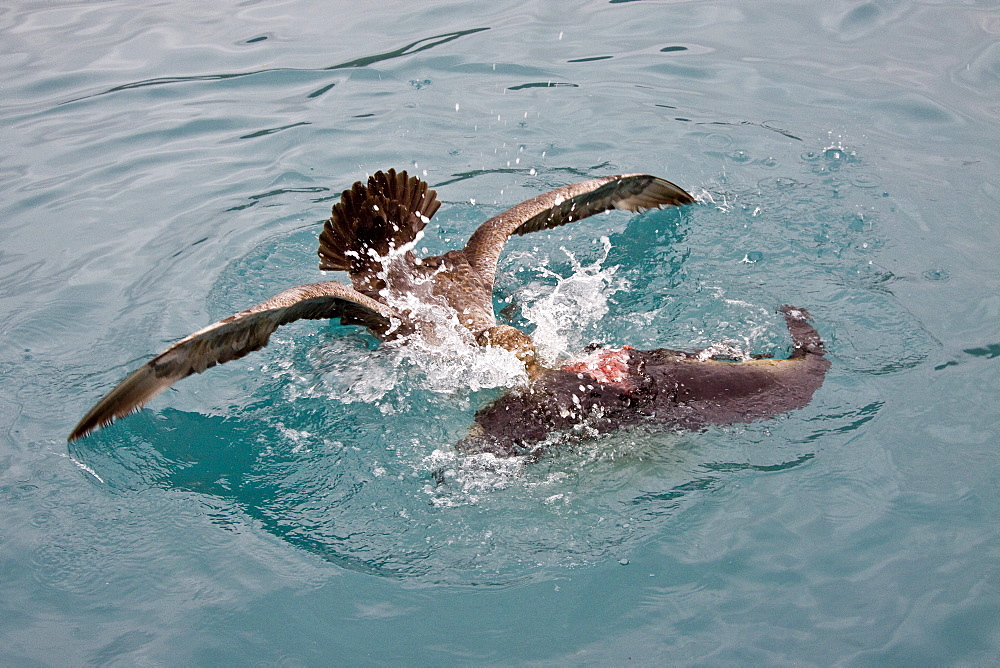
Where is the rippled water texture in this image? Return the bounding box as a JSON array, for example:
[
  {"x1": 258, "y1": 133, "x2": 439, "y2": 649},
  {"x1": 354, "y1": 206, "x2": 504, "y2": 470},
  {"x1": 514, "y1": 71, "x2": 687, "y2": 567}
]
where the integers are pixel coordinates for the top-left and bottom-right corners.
[{"x1": 2, "y1": 1, "x2": 999, "y2": 664}]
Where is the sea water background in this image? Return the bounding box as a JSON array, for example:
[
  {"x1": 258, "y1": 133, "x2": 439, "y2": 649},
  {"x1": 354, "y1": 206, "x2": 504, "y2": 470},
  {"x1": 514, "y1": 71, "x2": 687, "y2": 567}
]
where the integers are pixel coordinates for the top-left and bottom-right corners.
[{"x1": 2, "y1": 0, "x2": 999, "y2": 664}]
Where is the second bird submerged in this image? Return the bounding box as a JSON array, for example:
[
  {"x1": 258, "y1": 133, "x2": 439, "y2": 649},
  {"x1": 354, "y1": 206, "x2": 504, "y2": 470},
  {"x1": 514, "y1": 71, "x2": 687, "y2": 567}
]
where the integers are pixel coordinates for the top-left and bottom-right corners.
[{"x1": 69, "y1": 169, "x2": 828, "y2": 457}]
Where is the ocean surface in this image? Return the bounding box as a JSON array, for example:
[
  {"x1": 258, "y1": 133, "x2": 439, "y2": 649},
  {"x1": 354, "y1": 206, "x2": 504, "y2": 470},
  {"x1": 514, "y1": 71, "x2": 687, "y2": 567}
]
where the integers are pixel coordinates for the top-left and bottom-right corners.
[{"x1": 2, "y1": 0, "x2": 999, "y2": 664}]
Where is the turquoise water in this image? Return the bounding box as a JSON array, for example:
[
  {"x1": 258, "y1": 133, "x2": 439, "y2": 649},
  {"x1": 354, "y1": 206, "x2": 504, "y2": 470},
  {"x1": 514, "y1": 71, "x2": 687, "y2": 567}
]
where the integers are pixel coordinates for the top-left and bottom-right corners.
[{"x1": 3, "y1": 0, "x2": 1000, "y2": 663}]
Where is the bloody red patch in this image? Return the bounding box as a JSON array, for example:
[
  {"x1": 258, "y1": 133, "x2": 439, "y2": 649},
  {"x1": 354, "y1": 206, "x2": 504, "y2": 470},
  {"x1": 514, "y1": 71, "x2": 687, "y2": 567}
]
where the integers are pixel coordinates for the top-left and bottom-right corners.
[{"x1": 562, "y1": 346, "x2": 634, "y2": 389}]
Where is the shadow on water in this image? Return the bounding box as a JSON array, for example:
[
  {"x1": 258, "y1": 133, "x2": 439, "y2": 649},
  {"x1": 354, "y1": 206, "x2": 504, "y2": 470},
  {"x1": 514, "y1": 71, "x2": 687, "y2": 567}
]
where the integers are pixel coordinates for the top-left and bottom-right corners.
[
  {"x1": 224, "y1": 186, "x2": 331, "y2": 212},
  {"x1": 432, "y1": 162, "x2": 616, "y2": 188},
  {"x1": 628, "y1": 453, "x2": 815, "y2": 508},
  {"x1": 964, "y1": 344, "x2": 1000, "y2": 359},
  {"x1": 58, "y1": 27, "x2": 490, "y2": 106},
  {"x1": 69, "y1": 385, "x2": 883, "y2": 587},
  {"x1": 933, "y1": 343, "x2": 1000, "y2": 371},
  {"x1": 67, "y1": 405, "x2": 823, "y2": 585},
  {"x1": 703, "y1": 120, "x2": 803, "y2": 141}
]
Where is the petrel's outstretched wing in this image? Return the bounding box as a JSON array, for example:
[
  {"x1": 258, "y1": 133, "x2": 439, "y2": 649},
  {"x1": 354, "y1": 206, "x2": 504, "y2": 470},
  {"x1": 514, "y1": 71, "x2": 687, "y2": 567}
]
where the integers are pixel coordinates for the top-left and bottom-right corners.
[
  {"x1": 69, "y1": 281, "x2": 396, "y2": 441},
  {"x1": 462, "y1": 173, "x2": 695, "y2": 282}
]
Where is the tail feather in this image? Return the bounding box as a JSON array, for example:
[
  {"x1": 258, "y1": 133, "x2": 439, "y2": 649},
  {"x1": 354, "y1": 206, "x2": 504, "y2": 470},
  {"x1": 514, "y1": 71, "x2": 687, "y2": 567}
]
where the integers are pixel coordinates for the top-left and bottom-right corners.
[{"x1": 318, "y1": 169, "x2": 441, "y2": 273}]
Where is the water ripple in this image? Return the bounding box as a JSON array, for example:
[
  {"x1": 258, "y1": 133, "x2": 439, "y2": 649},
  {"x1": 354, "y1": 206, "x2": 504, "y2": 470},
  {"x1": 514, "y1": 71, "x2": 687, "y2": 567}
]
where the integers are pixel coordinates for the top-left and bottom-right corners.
[{"x1": 56, "y1": 27, "x2": 491, "y2": 107}]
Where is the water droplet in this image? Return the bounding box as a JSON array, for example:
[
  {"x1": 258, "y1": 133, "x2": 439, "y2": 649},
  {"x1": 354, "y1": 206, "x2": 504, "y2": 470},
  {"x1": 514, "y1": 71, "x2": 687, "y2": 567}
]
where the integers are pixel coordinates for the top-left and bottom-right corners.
[
  {"x1": 922, "y1": 269, "x2": 950, "y2": 281},
  {"x1": 850, "y1": 174, "x2": 883, "y2": 188},
  {"x1": 701, "y1": 133, "x2": 732, "y2": 149}
]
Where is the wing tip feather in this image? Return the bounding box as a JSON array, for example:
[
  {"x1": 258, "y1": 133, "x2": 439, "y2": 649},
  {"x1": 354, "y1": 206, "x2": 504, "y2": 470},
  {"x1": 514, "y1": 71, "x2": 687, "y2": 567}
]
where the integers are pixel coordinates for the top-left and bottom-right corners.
[{"x1": 68, "y1": 365, "x2": 168, "y2": 441}]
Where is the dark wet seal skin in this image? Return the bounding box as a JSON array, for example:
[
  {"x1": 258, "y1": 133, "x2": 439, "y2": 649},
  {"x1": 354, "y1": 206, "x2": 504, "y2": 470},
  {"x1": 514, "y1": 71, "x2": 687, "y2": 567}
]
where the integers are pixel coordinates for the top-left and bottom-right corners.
[{"x1": 459, "y1": 306, "x2": 830, "y2": 460}]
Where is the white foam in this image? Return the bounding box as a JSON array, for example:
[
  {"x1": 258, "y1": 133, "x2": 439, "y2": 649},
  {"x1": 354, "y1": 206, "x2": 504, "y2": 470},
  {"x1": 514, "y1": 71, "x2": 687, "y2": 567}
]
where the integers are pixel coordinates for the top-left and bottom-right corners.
[
  {"x1": 521, "y1": 237, "x2": 627, "y2": 364},
  {"x1": 420, "y1": 448, "x2": 528, "y2": 507},
  {"x1": 63, "y1": 453, "x2": 105, "y2": 483}
]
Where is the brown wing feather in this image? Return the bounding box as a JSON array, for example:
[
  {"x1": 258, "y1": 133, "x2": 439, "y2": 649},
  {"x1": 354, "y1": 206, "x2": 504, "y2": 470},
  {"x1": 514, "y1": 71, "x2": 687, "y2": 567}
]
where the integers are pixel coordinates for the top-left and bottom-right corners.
[
  {"x1": 318, "y1": 169, "x2": 442, "y2": 272},
  {"x1": 68, "y1": 281, "x2": 396, "y2": 441},
  {"x1": 463, "y1": 173, "x2": 695, "y2": 279}
]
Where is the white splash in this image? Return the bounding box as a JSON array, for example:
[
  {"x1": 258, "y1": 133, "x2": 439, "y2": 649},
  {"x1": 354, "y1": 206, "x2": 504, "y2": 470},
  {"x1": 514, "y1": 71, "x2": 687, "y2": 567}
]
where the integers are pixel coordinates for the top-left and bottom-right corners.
[
  {"x1": 273, "y1": 233, "x2": 626, "y2": 413},
  {"x1": 695, "y1": 341, "x2": 752, "y2": 362},
  {"x1": 382, "y1": 292, "x2": 528, "y2": 395},
  {"x1": 521, "y1": 237, "x2": 627, "y2": 364},
  {"x1": 277, "y1": 277, "x2": 528, "y2": 407},
  {"x1": 420, "y1": 448, "x2": 528, "y2": 507},
  {"x1": 275, "y1": 424, "x2": 315, "y2": 453},
  {"x1": 63, "y1": 453, "x2": 105, "y2": 483}
]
